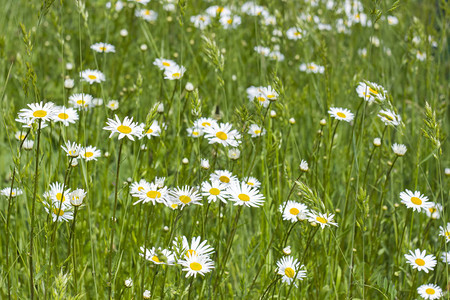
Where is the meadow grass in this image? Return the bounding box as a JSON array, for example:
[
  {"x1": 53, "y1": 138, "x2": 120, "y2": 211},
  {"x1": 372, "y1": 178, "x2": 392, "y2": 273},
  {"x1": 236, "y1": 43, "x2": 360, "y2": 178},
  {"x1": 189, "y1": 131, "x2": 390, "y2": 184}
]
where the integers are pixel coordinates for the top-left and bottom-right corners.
[{"x1": 0, "y1": 0, "x2": 449, "y2": 299}]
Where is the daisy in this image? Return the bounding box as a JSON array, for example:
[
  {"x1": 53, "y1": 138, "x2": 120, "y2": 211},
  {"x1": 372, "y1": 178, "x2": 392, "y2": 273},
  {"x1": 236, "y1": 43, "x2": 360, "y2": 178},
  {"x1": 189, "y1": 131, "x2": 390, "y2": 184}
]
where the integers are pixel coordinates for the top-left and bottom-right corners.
[
  {"x1": 205, "y1": 5, "x2": 231, "y2": 17},
  {"x1": 248, "y1": 124, "x2": 266, "y2": 137},
  {"x1": 279, "y1": 201, "x2": 309, "y2": 222},
  {"x1": 180, "y1": 253, "x2": 214, "y2": 278},
  {"x1": 187, "y1": 126, "x2": 203, "y2": 138},
  {"x1": 68, "y1": 93, "x2": 94, "y2": 110},
  {"x1": 153, "y1": 58, "x2": 178, "y2": 70},
  {"x1": 135, "y1": 9, "x2": 158, "y2": 22},
  {"x1": 276, "y1": 256, "x2": 306, "y2": 286},
  {"x1": 18, "y1": 102, "x2": 56, "y2": 124},
  {"x1": 286, "y1": 27, "x2": 304, "y2": 40},
  {"x1": 169, "y1": 186, "x2": 202, "y2": 209},
  {"x1": 53, "y1": 106, "x2": 79, "y2": 126},
  {"x1": 15, "y1": 116, "x2": 48, "y2": 130},
  {"x1": 14, "y1": 131, "x2": 28, "y2": 141},
  {"x1": 439, "y1": 223, "x2": 450, "y2": 243},
  {"x1": 1, "y1": 187, "x2": 23, "y2": 198},
  {"x1": 417, "y1": 284, "x2": 443, "y2": 300},
  {"x1": 142, "y1": 121, "x2": 162, "y2": 139},
  {"x1": 103, "y1": 115, "x2": 144, "y2": 141},
  {"x1": 23, "y1": 140, "x2": 34, "y2": 150},
  {"x1": 387, "y1": 16, "x2": 399, "y2": 25},
  {"x1": 133, "y1": 183, "x2": 168, "y2": 205},
  {"x1": 268, "y1": 50, "x2": 285, "y2": 61},
  {"x1": 79, "y1": 145, "x2": 101, "y2": 161},
  {"x1": 190, "y1": 15, "x2": 211, "y2": 30},
  {"x1": 424, "y1": 202, "x2": 442, "y2": 219},
  {"x1": 80, "y1": 69, "x2": 105, "y2": 84},
  {"x1": 400, "y1": 189, "x2": 432, "y2": 212},
  {"x1": 194, "y1": 117, "x2": 217, "y2": 130},
  {"x1": 200, "y1": 158, "x2": 210, "y2": 170},
  {"x1": 441, "y1": 251, "x2": 450, "y2": 264},
  {"x1": 61, "y1": 140, "x2": 81, "y2": 158},
  {"x1": 152, "y1": 177, "x2": 166, "y2": 188},
  {"x1": 203, "y1": 122, "x2": 242, "y2": 147},
  {"x1": 247, "y1": 86, "x2": 270, "y2": 107},
  {"x1": 164, "y1": 65, "x2": 186, "y2": 80},
  {"x1": 69, "y1": 189, "x2": 86, "y2": 207},
  {"x1": 106, "y1": 1, "x2": 124, "y2": 11},
  {"x1": 130, "y1": 179, "x2": 151, "y2": 196},
  {"x1": 44, "y1": 204, "x2": 74, "y2": 222},
  {"x1": 90, "y1": 42, "x2": 115, "y2": 53},
  {"x1": 299, "y1": 63, "x2": 325, "y2": 74},
  {"x1": 175, "y1": 236, "x2": 215, "y2": 258},
  {"x1": 378, "y1": 109, "x2": 401, "y2": 126},
  {"x1": 356, "y1": 81, "x2": 387, "y2": 103},
  {"x1": 130, "y1": 0, "x2": 151, "y2": 4},
  {"x1": 243, "y1": 176, "x2": 261, "y2": 189},
  {"x1": 227, "y1": 181, "x2": 265, "y2": 208},
  {"x1": 44, "y1": 182, "x2": 71, "y2": 208},
  {"x1": 106, "y1": 100, "x2": 119, "y2": 111},
  {"x1": 328, "y1": 107, "x2": 354, "y2": 122},
  {"x1": 140, "y1": 246, "x2": 175, "y2": 265},
  {"x1": 307, "y1": 211, "x2": 338, "y2": 229},
  {"x1": 254, "y1": 46, "x2": 270, "y2": 56},
  {"x1": 299, "y1": 160, "x2": 309, "y2": 172},
  {"x1": 404, "y1": 249, "x2": 437, "y2": 273},
  {"x1": 228, "y1": 148, "x2": 241, "y2": 160},
  {"x1": 201, "y1": 180, "x2": 229, "y2": 203},
  {"x1": 241, "y1": 2, "x2": 267, "y2": 16},
  {"x1": 392, "y1": 143, "x2": 407, "y2": 156},
  {"x1": 210, "y1": 170, "x2": 238, "y2": 185},
  {"x1": 220, "y1": 15, "x2": 241, "y2": 29}
]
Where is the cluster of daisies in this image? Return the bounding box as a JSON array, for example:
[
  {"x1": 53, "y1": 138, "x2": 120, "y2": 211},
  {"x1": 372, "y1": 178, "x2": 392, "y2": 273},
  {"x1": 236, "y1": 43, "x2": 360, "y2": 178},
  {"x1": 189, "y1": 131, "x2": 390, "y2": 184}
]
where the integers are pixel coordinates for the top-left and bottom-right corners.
[
  {"x1": 130, "y1": 170, "x2": 265, "y2": 209},
  {"x1": 399, "y1": 190, "x2": 448, "y2": 299},
  {"x1": 279, "y1": 200, "x2": 338, "y2": 229},
  {"x1": 153, "y1": 58, "x2": 186, "y2": 80},
  {"x1": 140, "y1": 236, "x2": 215, "y2": 278},
  {"x1": 191, "y1": 5, "x2": 241, "y2": 30},
  {"x1": 41, "y1": 182, "x2": 86, "y2": 222}
]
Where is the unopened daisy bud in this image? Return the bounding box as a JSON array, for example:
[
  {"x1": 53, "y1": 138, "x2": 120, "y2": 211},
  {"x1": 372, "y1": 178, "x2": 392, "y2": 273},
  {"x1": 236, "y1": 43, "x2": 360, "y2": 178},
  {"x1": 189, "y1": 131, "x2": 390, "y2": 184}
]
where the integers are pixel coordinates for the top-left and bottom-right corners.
[
  {"x1": 392, "y1": 143, "x2": 407, "y2": 156},
  {"x1": 228, "y1": 148, "x2": 241, "y2": 160},
  {"x1": 320, "y1": 119, "x2": 326, "y2": 126},
  {"x1": 283, "y1": 246, "x2": 291, "y2": 255},
  {"x1": 163, "y1": 226, "x2": 169, "y2": 231},
  {"x1": 394, "y1": 203, "x2": 399, "y2": 208},
  {"x1": 182, "y1": 158, "x2": 189, "y2": 165},
  {"x1": 23, "y1": 140, "x2": 34, "y2": 150},
  {"x1": 64, "y1": 78, "x2": 75, "y2": 89},
  {"x1": 299, "y1": 160, "x2": 309, "y2": 172},
  {"x1": 157, "y1": 103, "x2": 164, "y2": 113},
  {"x1": 120, "y1": 29, "x2": 128, "y2": 37},
  {"x1": 270, "y1": 110, "x2": 277, "y2": 118},
  {"x1": 104, "y1": 152, "x2": 110, "y2": 157},
  {"x1": 445, "y1": 168, "x2": 450, "y2": 176},
  {"x1": 231, "y1": 75, "x2": 237, "y2": 81},
  {"x1": 289, "y1": 118, "x2": 296, "y2": 124},
  {"x1": 185, "y1": 82, "x2": 194, "y2": 92},
  {"x1": 124, "y1": 278, "x2": 133, "y2": 288},
  {"x1": 71, "y1": 159, "x2": 78, "y2": 167},
  {"x1": 200, "y1": 158, "x2": 210, "y2": 170},
  {"x1": 310, "y1": 221, "x2": 318, "y2": 227},
  {"x1": 143, "y1": 290, "x2": 151, "y2": 299},
  {"x1": 382, "y1": 205, "x2": 388, "y2": 211},
  {"x1": 373, "y1": 138, "x2": 381, "y2": 147},
  {"x1": 335, "y1": 208, "x2": 341, "y2": 213},
  {"x1": 127, "y1": 177, "x2": 133, "y2": 183},
  {"x1": 394, "y1": 271, "x2": 399, "y2": 277},
  {"x1": 140, "y1": 44, "x2": 148, "y2": 51},
  {"x1": 66, "y1": 63, "x2": 73, "y2": 70},
  {"x1": 353, "y1": 248, "x2": 357, "y2": 252}
]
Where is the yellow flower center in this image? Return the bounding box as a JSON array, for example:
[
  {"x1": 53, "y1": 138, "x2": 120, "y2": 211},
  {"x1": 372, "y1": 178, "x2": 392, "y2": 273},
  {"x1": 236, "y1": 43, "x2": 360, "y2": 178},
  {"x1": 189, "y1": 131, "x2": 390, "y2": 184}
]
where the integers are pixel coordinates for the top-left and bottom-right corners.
[
  {"x1": 369, "y1": 87, "x2": 378, "y2": 94},
  {"x1": 294, "y1": 31, "x2": 301, "y2": 36},
  {"x1": 307, "y1": 65, "x2": 316, "y2": 70},
  {"x1": 201, "y1": 122, "x2": 211, "y2": 127},
  {"x1": 147, "y1": 191, "x2": 161, "y2": 199},
  {"x1": 217, "y1": 7, "x2": 224, "y2": 13},
  {"x1": 58, "y1": 113, "x2": 69, "y2": 120},
  {"x1": 415, "y1": 258, "x2": 425, "y2": 266},
  {"x1": 257, "y1": 97, "x2": 266, "y2": 102},
  {"x1": 144, "y1": 10, "x2": 150, "y2": 15},
  {"x1": 187, "y1": 249, "x2": 197, "y2": 257},
  {"x1": 33, "y1": 110, "x2": 47, "y2": 118},
  {"x1": 219, "y1": 176, "x2": 230, "y2": 183},
  {"x1": 209, "y1": 188, "x2": 220, "y2": 196},
  {"x1": 445, "y1": 231, "x2": 450, "y2": 237},
  {"x1": 117, "y1": 125, "x2": 132, "y2": 134},
  {"x1": 56, "y1": 193, "x2": 66, "y2": 202},
  {"x1": 19, "y1": 135, "x2": 26, "y2": 140},
  {"x1": 267, "y1": 94, "x2": 275, "y2": 99},
  {"x1": 425, "y1": 288, "x2": 435, "y2": 295},
  {"x1": 88, "y1": 75, "x2": 97, "y2": 80},
  {"x1": 429, "y1": 207, "x2": 436, "y2": 213},
  {"x1": 289, "y1": 208, "x2": 300, "y2": 215},
  {"x1": 316, "y1": 217, "x2": 328, "y2": 224},
  {"x1": 227, "y1": 19, "x2": 232, "y2": 24},
  {"x1": 172, "y1": 72, "x2": 181, "y2": 78},
  {"x1": 53, "y1": 208, "x2": 65, "y2": 216},
  {"x1": 100, "y1": 46, "x2": 107, "y2": 51},
  {"x1": 238, "y1": 194, "x2": 250, "y2": 201},
  {"x1": 146, "y1": 128, "x2": 154, "y2": 134},
  {"x1": 85, "y1": 152, "x2": 94, "y2": 158},
  {"x1": 285, "y1": 267, "x2": 295, "y2": 278},
  {"x1": 411, "y1": 197, "x2": 422, "y2": 205},
  {"x1": 76, "y1": 100, "x2": 85, "y2": 105},
  {"x1": 171, "y1": 203, "x2": 178, "y2": 209},
  {"x1": 336, "y1": 112, "x2": 346, "y2": 118},
  {"x1": 190, "y1": 262, "x2": 202, "y2": 271},
  {"x1": 180, "y1": 195, "x2": 191, "y2": 204},
  {"x1": 162, "y1": 62, "x2": 170, "y2": 66},
  {"x1": 216, "y1": 131, "x2": 228, "y2": 140},
  {"x1": 151, "y1": 256, "x2": 160, "y2": 263},
  {"x1": 247, "y1": 182, "x2": 254, "y2": 186},
  {"x1": 255, "y1": 130, "x2": 261, "y2": 135},
  {"x1": 138, "y1": 187, "x2": 145, "y2": 192},
  {"x1": 199, "y1": 16, "x2": 205, "y2": 21},
  {"x1": 193, "y1": 131, "x2": 199, "y2": 136}
]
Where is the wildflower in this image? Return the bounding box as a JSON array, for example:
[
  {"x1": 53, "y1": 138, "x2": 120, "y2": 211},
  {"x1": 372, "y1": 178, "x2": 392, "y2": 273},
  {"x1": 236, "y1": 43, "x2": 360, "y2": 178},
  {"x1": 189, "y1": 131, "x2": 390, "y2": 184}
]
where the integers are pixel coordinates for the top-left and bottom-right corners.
[
  {"x1": 227, "y1": 181, "x2": 265, "y2": 207},
  {"x1": 268, "y1": 50, "x2": 285, "y2": 61},
  {"x1": 103, "y1": 115, "x2": 144, "y2": 141},
  {"x1": 201, "y1": 180, "x2": 229, "y2": 203},
  {"x1": 247, "y1": 86, "x2": 270, "y2": 107},
  {"x1": 416, "y1": 51, "x2": 426, "y2": 61},
  {"x1": 392, "y1": 143, "x2": 407, "y2": 156},
  {"x1": 378, "y1": 109, "x2": 401, "y2": 126},
  {"x1": 220, "y1": 15, "x2": 241, "y2": 29},
  {"x1": 441, "y1": 251, "x2": 450, "y2": 264},
  {"x1": 299, "y1": 63, "x2": 324, "y2": 74},
  {"x1": 203, "y1": 123, "x2": 241, "y2": 147},
  {"x1": 210, "y1": 170, "x2": 238, "y2": 185},
  {"x1": 106, "y1": 0, "x2": 124, "y2": 11},
  {"x1": 205, "y1": 5, "x2": 231, "y2": 17},
  {"x1": 90, "y1": 42, "x2": 115, "y2": 53},
  {"x1": 132, "y1": 183, "x2": 168, "y2": 205},
  {"x1": 69, "y1": 189, "x2": 86, "y2": 207},
  {"x1": 417, "y1": 284, "x2": 442, "y2": 299},
  {"x1": 143, "y1": 121, "x2": 162, "y2": 139},
  {"x1": 356, "y1": 81, "x2": 387, "y2": 103},
  {"x1": 228, "y1": 148, "x2": 241, "y2": 160},
  {"x1": 194, "y1": 117, "x2": 218, "y2": 130},
  {"x1": 373, "y1": 138, "x2": 381, "y2": 147},
  {"x1": 201, "y1": 159, "x2": 210, "y2": 170},
  {"x1": 44, "y1": 182, "x2": 71, "y2": 208},
  {"x1": 439, "y1": 223, "x2": 450, "y2": 243},
  {"x1": 14, "y1": 131, "x2": 28, "y2": 141},
  {"x1": 180, "y1": 253, "x2": 215, "y2": 278},
  {"x1": 190, "y1": 15, "x2": 211, "y2": 29},
  {"x1": 23, "y1": 140, "x2": 34, "y2": 150},
  {"x1": 248, "y1": 124, "x2": 266, "y2": 137},
  {"x1": 276, "y1": 256, "x2": 306, "y2": 286},
  {"x1": 307, "y1": 211, "x2": 338, "y2": 229},
  {"x1": 80, "y1": 69, "x2": 105, "y2": 84},
  {"x1": 164, "y1": 65, "x2": 186, "y2": 80},
  {"x1": 243, "y1": 176, "x2": 261, "y2": 189},
  {"x1": 387, "y1": 16, "x2": 399, "y2": 25},
  {"x1": 185, "y1": 82, "x2": 194, "y2": 92},
  {"x1": 106, "y1": 100, "x2": 119, "y2": 111},
  {"x1": 1, "y1": 187, "x2": 23, "y2": 198},
  {"x1": 175, "y1": 236, "x2": 215, "y2": 258},
  {"x1": 143, "y1": 290, "x2": 151, "y2": 299},
  {"x1": 400, "y1": 190, "x2": 433, "y2": 212},
  {"x1": 124, "y1": 278, "x2": 133, "y2": 288},
  {"x1": 140, "y1": 246, "x2": 175, "y2": 265},
  {"x1": 289, "y1": 118, "x2": 296, "y2": 124},
  {"x1": 79, "y1": 146, "x2": 101, "y2": 161},
  {"x1": 169, "y1": 186, "x2": 202, "y2": 209},
  {"x1": 135, "y1": 9, "x2": 158, "y2": 22},
  {"x1": 254, "y1": 46, "x2": 270, "y2": 56},
  {"x1": 64, "y1": 78, "x2": 74, "y2": 89},
  {"x1": 280, "y1": 201, "x2": 309, "y2": 222},
  {"x1": 44, "y1": 205, "x2": 74, "y2": 222},
  {"x1": 53, "y1": 106, "x2": 79, "y2": 126},
  {"x1": 153, "y1": 58, "x2": 177, "y2": 70},
  {"x1": 61, "y1": 141, "x2": 81, "y2": 158},
  {"x1": 328, "y1": 107, "x2": 354, "y2": 122},
  {"x1": 286, "y1": 27, "x2": 303, "y2": 40},
  {"x1": 18, "y1": 102, "x2": 56, "y2": 124},
  {"x1": 299, "y1": 160, "x2": 309, "y2": 172},
  {"x1": 424, "y1": 203, "x2": 442, "y2": 219},
  {"x1": 187, "y1": 126, "x2": 203, "y2": 138},
  {"x1": 282, "y1": 246, "x2": 291, "y2": 255},
  {"x1": 404, "y1": 249, "x2": 437, "y2": 273},
  {"x1": 69, "y1": 93, "x2": 94, "y2": 110}
]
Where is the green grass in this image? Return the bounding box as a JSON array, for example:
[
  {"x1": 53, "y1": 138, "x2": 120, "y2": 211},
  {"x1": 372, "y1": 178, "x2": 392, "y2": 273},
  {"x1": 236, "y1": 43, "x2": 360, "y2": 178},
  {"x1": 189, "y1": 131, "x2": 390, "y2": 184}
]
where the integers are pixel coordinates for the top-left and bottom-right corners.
[{"x1": 0, "y1": 0, "x2": 449, "y2": 299}]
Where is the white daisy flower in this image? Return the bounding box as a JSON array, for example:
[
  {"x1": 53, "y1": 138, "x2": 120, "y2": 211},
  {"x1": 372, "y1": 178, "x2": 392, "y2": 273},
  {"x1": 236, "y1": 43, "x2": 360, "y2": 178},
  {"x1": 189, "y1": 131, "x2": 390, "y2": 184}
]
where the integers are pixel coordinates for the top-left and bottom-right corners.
[
  {"x1": 90, "y1": 42, "x2": 115, "y2": 53},
  {"x1": 441, "y1": 251, "x2": 450, "y2": 264},
  {"x1": 175, "y1": 236, "x2": 215, "y2": 259},
  {"x1": 200, "y1": 158, "x2": 210, "y2": 170},
  {"x1": 140, "y1": 246, "x2": 175, "y2": 265},
  {"x1": 169, "y1": 186, "x2": 202, "y2": 209},
  {"x1": 243, "y1": 176, "x2": 261, "y2": 189},
  {"x1": 187, "y1": 126, "x2": 203, "y2": 138},
  {"x1": 299, "y1": 160, "x2": 309, "y2": 172},
  {"x1": 387, "y1": 15, "x2": 399, "y2": 25},
  {"x1": 79, "y1": 145, "x2": 101, "y2": 161},
  {"x1": 133, "y1": 183, "x2": 168, "y2": 205},
  {"x1": 404, "y1": 249, "x2": 437, "y2": 273},
  {"x1": 227, "y1": 181, "x2": 265, "y2": 208},
  {"x1": 142, "y1": 121, "x2": 162, "y2": 139},
  {"x1": 80, "y1": 69, "x2": 105, "y2": 84},
  {"x1": 194, "y1": 117, "x2": 218, "y2": 129},
  {"x1": 190, "y1": 15, "x2": 211, "y2": 29},
  {"x1": 307, "y1": 211, "x2": 338, "y2": 229},
  {"x1": 439, "y1": 223, "x2": 450, "y2": 243},
  {"x1": 416, "y1": 50, "x2": 427, "y2": 61},
  {"x1": 203, "y1": 122, "x2": 242, "y2": 147},
  {"x1": 135, "y1": 9, "x2": 158, "y2": 21},
  {"x1": 44, "y1": 182, "x2": 71, "y2": 209},
  {"x1": 23, "y1": 140, "x2": 34, "y2": 150},
  {"x1": 228, "y1": 148, "x2": 241, "y2": 160},
  {"x1": 130, "y1": 179, "x2": 151, "y2": 196},
  {"x1": 276, "y1": 256, "x2": 306, "y2": 286},
  {"x1": 299, "y1": 63, "x2": 325, "y2": 74},
  {"x1": 286, "y1": 27, "x2": 303, "y2": 40},
  {"x1": 219, "y1": 15, "x2": 241, "y2": 29},
  {"x1": 14, "y1": 131, "x2": 28, "y2": 141},
  {"x1": 68, "y1": 93, "x2": 94, "y2": 110},
  {"x1": 248, "y1": 124, "x2": 266, "y2": 137},
  {"x1": 44, "y1": 204, "x2": 74, "y2": 222},
  {"x1": 241, "y1": 2, "x2": 267, "y2": 16},
  {"x1": 153, "y1": 58, "x2": 178, "y2": 70},
  {"x1": 424, "y1": 202, "x2": 442, "y2": 219},
  {"x1": 400, "y1": 189, "x2": 433, "y2": 212},
  {"x1": 18, "y1": 101, "x2": 57, "y2": 124},
  {"x1": 356, "y1": 81, "x2": 387, "y2": 103},
  {"x1": 61, "y1": 140, "x2": 81, "y2": 158},
  {"x1": 268, "y1": 50, "x2": 285, "y2": 62},
  {"x1": 103, "y1": 115, "x2": 144, "y2": 141},
  {"x1": 201, "y1": 180, "x2": 229, "y2": 203},
  {"x1": 210, "y1": 170, "x2": 238, "y2": 185},
  {"x1": 417, "y1": 283, "x2": 443, "y2": 300},
  {"x1": 1, "y1": 187, "x2": 23, "y2": 198},
  {"x1": 106, "y1": 100, "x2": 119, "y2": 111},
  {"x1": 392, "y1": 143, "x2": 407, "y2": 156},
  {"x1": 254, "y1": 46, "x2": 270, "y2": 56},
  {"x1": 247, "y1": 86, "x2": 270, "y2": 107},
  {"x1": 180, "y1": 253, "x2": 215, "y2": 278},
  {"x1": 279, "y1": 201, "x2": 309, "y2": 222},
  {"x1": 130, "y1": 0, "x2": 151, "y2": 4},
  {"x1": 378, "y1": 109, "x2": 401, "y2": 126},
  {"x1": 328, "y1": 107, "x2": 354, "y2": 122},
  {"x1": 164, "y1": 65, "x2": 186, "y2": 80},
  {"x1": 69, "y1": 189, "x2": 86, "y2": 207},
  {"x1": 53, "y1": 106, "x2": 79, "y2": 126},
  {"x1": 106, "y1": 1, "x2": 124, "y2": 11}
]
